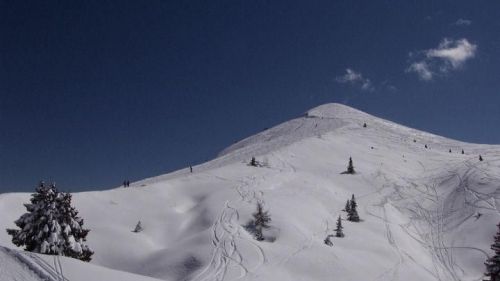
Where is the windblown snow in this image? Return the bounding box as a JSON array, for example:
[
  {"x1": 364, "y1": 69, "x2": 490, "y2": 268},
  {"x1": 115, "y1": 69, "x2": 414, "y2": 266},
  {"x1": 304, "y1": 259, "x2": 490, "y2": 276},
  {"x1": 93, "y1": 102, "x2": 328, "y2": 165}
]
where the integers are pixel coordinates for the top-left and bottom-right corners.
[{"x1": 1, "y1": 103, "x2": 499, "y2": 281}]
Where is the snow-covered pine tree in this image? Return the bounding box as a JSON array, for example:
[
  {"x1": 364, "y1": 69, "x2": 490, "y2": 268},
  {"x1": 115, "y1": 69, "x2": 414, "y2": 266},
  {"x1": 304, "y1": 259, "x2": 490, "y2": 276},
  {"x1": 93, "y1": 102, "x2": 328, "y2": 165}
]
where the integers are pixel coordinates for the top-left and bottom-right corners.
[
  {"x1": 484, "y1": 223, "x2": 500, "y2": 281},
  {"x1": 480, "y1": 155, "x2": 484, "y2": 161},
  {"x1": 58, "y1": 192, "x2": 93, "y2": 261},
  {"x1": 133, "y1": 221, "x2": 143, "y2": 233},
  {"x1": 346, "y1": 157, "x2": 355, "y2": 174},
  {"x1": 335, "y1": 215, "x2": 344, "y2": 237},
  {"x1": 6, "y1": 182, "x2": 93, "y2": 261},
  {"x1": 252, "y1": 203, "x2": 271, "y2": 241},
  {"x1": 347, "y1": 194, "x2": 360, "y2": 222}
]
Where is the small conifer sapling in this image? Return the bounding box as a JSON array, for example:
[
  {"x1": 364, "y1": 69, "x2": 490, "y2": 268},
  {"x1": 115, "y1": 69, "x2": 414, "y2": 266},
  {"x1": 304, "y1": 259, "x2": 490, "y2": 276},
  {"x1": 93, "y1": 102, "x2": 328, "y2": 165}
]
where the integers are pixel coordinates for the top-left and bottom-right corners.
[
  {"x1": 252, "y1": 203, "x2": 271, "y2": 241},
  {"x1": 250, "y1": 157, "x2": 258, "y2": 167},
  {"x1": 347, "y1": 194, "x2": 360, "y2": 222},
  {"x1": 335, "y1": 215, "x2": 344, "y2": 237},
  {"x1": 343, "y1": 199, "x2": 351, "y2": 213},
  {"x1": 133, "y1": 221, "x2": 143, "y2": 233},
  {"x1": 346, "y1": 157, "x2": 355, "y2": 174}
]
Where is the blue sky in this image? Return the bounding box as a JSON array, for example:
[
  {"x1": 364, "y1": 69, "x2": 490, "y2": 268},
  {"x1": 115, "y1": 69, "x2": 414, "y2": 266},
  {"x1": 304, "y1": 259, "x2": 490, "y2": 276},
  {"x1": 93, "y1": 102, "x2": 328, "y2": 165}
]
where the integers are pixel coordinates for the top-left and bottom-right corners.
[{"x1": 1, "y1": 1, "x2": 500, "y2": 192}]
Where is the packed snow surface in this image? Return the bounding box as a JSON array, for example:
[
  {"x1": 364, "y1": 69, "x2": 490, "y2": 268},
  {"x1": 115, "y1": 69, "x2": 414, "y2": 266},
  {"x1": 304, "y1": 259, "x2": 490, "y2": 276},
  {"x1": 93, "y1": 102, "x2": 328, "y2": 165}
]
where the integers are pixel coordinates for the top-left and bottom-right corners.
[{"x1": 1, "y1": 103, "x2": 499, "y2": 281}]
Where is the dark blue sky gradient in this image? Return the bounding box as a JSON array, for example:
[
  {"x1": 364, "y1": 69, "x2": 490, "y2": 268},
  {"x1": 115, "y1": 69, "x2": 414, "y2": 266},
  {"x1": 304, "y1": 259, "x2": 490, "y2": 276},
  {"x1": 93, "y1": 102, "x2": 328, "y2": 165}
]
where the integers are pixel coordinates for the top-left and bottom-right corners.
[{"x1": 1, "y1": 1, "x2": 500, "y2": 192}]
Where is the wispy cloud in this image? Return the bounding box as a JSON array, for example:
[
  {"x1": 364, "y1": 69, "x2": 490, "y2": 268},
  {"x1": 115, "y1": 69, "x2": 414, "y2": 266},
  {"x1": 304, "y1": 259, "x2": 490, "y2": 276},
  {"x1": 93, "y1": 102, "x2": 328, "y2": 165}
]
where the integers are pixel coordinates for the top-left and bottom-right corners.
[
  {"x1": 335, "y1": 68, "x2": 374, "y2": 91},
  {"x1": 454, "y1": 18, "x2": 472, "y2": 26},
  {"x1": 406, "y1": 62, "x2": 433, "y2": 81},
  {"x1": 406, "y1": 38, "x2": 477, "y2": 81}
]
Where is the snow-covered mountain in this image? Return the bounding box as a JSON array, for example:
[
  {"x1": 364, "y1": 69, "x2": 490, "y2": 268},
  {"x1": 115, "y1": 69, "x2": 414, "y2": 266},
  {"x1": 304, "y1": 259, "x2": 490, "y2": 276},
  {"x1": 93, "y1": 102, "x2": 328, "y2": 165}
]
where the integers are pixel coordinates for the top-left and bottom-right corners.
[{"x1": 1, "y1": 103, "x2": 498, "y2": 281}]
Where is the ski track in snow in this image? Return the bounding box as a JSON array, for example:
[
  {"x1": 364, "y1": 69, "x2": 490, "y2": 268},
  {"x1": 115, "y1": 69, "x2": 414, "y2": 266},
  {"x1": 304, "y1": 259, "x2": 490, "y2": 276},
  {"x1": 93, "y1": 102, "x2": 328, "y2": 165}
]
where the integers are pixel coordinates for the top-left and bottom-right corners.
[
  {"x1": 365, "y1": 151, "x2": 499, "y2": 281},
  {"x1": 2, "y1": 247, "x2": 68, "y2": 281},
  {"x1": 192, "y1": 176, "x2": 266, "y2": 281}
]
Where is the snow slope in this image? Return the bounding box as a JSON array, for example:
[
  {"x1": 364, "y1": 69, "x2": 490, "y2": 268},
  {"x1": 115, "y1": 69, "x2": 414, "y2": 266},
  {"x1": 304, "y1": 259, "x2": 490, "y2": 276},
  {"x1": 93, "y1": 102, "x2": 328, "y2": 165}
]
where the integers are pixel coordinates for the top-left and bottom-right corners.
[{"x1": 1, "y1": 103, "x2": 499, "y2": 281}]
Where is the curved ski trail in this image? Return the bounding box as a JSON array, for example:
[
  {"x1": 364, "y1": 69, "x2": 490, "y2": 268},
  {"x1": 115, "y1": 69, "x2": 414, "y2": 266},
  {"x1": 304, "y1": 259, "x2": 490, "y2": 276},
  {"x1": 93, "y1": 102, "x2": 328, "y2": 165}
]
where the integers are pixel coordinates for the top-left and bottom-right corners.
[{"x1": 193, "y1": 176, "x2": 267, "y2": 281}]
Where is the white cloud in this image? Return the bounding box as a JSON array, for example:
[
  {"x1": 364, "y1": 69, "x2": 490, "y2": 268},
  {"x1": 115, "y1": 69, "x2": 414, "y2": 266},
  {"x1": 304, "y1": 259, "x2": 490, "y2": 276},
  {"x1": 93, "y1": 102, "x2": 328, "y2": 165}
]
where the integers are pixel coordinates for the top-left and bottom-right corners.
[
  {"x1": 454, "y1": 18, "x2": 472, "y2": 26},
  {"x1": 426, "y1": 38, "x2": 477, "y2": 69},
  {"x1": 406, "y1": 38, "x2": 477, "y2": 81},
  {"x1": 336, "y1": 68, "x2": 374, "y2": 91},
  {"x1": 406, "y1": 62, "x2": 433, "y2": 81}
]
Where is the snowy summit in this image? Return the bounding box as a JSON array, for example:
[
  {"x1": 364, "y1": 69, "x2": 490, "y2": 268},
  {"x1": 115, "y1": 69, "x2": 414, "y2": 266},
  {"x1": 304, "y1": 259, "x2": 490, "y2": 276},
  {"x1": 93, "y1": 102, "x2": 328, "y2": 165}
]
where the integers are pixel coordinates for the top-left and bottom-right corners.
[{"x1": 0, "y1": 103, "x2": 498, "y2": 281}]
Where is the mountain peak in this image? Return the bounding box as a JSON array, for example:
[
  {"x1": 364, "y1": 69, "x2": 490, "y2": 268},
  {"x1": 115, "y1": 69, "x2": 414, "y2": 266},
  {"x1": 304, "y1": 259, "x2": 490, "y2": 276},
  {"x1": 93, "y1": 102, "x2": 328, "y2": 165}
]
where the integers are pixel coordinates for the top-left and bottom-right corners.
[{"x1": 306, "y1": 103, "x2": 372, "y2": 120}]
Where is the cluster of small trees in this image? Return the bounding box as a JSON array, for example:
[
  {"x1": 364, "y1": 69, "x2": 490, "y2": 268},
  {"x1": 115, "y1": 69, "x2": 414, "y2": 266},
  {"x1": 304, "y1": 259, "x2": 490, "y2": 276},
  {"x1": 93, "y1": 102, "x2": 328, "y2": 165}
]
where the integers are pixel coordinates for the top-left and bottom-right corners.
[
  {"x1": 413, "y1": 139, "x2": 484, "y2": 161},
  {"x1": 344, "y1": 194, "x2": 360, "y2": 222},
  {"x1": 324, "y1": 194, "x2": 360, "y2": 246},
  {"x1": 6, "y1": 182, "x2": 93, "y2": 262}
]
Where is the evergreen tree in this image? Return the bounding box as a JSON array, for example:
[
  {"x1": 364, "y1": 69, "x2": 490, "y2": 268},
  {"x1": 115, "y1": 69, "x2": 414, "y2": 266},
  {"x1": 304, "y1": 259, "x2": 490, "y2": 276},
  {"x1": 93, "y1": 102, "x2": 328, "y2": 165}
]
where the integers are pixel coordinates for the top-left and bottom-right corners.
[
  {"x1": 6, "y1": 182, "x2": 93, "y2": 261},
  {"x1": 343, "y1": 199, "x2": 351, "y2": 213},
  {"x1": 363, "y1": 123, "x2": 367, "y2": 128},
  {"x1": 480, "y1": 155, "x2": 484, "y2": 161},
  {"x1": 133, "y1": 221, "x2": 143, "y2": 233},
  {"x1": 347, "y1": 194, "x2": 360, "y2": 222},
  {"x1": 252, "y1": 203, "x2": 271, "y2": 241},
  {"x1": 462, "y1": 149, "x2": 465, "y2": 154},
  {"x1": 334, "y1": 215, "x2": 344, "y2": 237},
  {"x1": 449, "y1": 149, "x2": 452, "y2": 153},
  {"x1": 346, "y1": 157, "x2": 355, "y2": 174},
  {"x1": 484, "y1": 223, "x2": 500, "y2": 281},
  {"x1": 250, "y1": 157, "x2": 258, "y2": 167}
]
